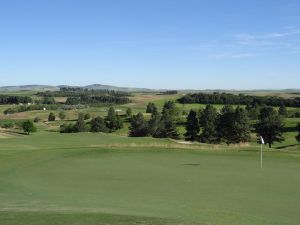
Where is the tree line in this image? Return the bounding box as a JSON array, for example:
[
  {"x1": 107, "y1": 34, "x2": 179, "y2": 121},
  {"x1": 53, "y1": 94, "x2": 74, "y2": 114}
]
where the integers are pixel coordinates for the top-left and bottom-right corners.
[
  {"x1": 128, "y1": 102, "x2": 291, "y2": 148},
  {"x1": 177, "y1": 92, "x2": 300, "y2": 107},
  {"x1": 0, "y1": 95, "x2": 33, "y2": 104},
  {"x1": 65, "y1": 95, "x2": 130, "y2": 105},
  {"x1": 37, "y1": 89, "x2": 131, "y2": 97}
]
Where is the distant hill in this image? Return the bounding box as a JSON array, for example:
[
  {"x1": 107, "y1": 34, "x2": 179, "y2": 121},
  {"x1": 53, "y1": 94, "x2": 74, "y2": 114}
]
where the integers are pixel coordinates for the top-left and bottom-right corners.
[
  {"x1": 0, "y1": 84, "x2": 299, "y2": 94},
  {"x1": 0, "y1": 84, "x2": 157, "y2": 92}
]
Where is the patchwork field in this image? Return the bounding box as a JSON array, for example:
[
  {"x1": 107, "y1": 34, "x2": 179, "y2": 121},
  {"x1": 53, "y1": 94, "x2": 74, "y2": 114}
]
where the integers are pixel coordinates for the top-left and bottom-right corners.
[{"x1": 0, "y1": 132, "x2": 299, "y2": 225}]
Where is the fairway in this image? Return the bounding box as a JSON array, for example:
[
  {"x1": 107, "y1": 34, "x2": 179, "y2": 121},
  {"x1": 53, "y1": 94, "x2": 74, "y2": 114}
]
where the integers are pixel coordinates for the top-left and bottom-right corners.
[{"x1": 0, "y1": 133, "x2": 299, "y2": 225}]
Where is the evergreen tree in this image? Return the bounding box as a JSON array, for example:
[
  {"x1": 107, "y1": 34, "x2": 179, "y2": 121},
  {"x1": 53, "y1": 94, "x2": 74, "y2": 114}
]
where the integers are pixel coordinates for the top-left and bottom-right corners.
[
  {"x1": 22, "y1": 120, "x2": 37, "y2": 135},
  {"x1": 106, "y1": 107, "x2": 123, "y2": 131},
  {"x1": 217, "y1": 105, "x2": 236, "y2": 145},
  {"x1": 148, "y1": 111, "x2": 161, "y2": 137},
  {"x1": 278, "y1": 104, "x2": 288, "y2": 117},
  {"x1": 84, "y1": 113, "x2": 91, "y2": 120},
  {"x1": 199, "y1": 105, "x2": 219, "y2": 144},
  {"x1": 129, "y1": 113, "x2": 149, "y2": 137},
  {"x1": 154, "y1": 101, "x2": 179, "y2": 139},
  {"x1": 126, "y1": 108, "x2": 132, "y2": 117},
  {"x1": 146, "y1": 102, "x2": 158, "y2": 114},
  {"x1": 48, "y1": 112, "x2": 56, "y2": 121},
  {"x1": 296, "y1": 123, "x2": 300, "y2": 143},
  {"x1": 184, "y1": 109, "x2": 200, "y2": 141},
  {"x1": 90, "y1": 116, "x2": 107, "y2": 132},
  {"x1": 74, "y1": 113, "x2": 87, "y2": 132},
  {"x1": 59, "y1": 111, "x2": 66, "y2": 120},
  {"x1": 232, "y1": 107, "x2": 251, "y2": 143},
  {"x1": 256, "y1": 107, "x2": 284, "y2": 148}
]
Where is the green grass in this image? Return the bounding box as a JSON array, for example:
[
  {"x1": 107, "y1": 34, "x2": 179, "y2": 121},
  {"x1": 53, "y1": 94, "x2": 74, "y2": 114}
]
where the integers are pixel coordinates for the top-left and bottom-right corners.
[{"x1": 0, "y1": 132, "x2": 300, "y2": 225}]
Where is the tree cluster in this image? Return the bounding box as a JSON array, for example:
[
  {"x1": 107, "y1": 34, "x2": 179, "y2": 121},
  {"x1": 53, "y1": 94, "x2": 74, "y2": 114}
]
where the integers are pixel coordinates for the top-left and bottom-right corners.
[
  {"x1": 0, "y1": 95, "x2": 33, "y2": 104},
  {"x1": 129, "y1": 101, "x2": 179, "y2": 139},
  {"x1": 184, "y1": 105, "x2": 251, "y2": 145},
  {"x1": 60, "y1": 107, "x2": 123, "y2": 133}
]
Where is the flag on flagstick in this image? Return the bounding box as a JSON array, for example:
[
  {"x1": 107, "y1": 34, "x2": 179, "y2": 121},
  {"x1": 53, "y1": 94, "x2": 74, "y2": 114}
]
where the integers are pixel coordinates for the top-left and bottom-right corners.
[
  {"x1": 260, "y1": 136, "x2": 265, "y2": 145},
  {"x1": 260, "y1": 136, "x2": 264, "y2": 169}
]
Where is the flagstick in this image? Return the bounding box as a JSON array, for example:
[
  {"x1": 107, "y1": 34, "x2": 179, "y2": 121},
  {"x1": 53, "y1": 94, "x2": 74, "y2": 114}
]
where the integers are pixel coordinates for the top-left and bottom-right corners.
[{"x1": 261, "y1": 143, "x2": 263, "y2": 169}]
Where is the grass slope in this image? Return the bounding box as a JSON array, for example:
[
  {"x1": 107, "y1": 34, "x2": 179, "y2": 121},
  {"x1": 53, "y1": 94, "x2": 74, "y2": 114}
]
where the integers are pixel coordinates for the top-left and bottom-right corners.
[{"x1": 0, "y1": 133, "x2": 300, "y2": 225}]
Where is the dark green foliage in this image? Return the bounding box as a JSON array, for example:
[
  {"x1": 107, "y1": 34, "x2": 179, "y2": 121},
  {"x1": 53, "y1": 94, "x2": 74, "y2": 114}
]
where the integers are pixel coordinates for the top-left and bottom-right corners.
[
  {"x1": 184, "y1": 109, "x2": 200, "y2": 141},
  {"x1": 154, "y1": 101, "x2": 179, "y2": 139},
  {"x1": 146, "y1": 102, "x2": 158, "y2": 114},
  {"x1": 217, "y1": 105, "x2": 236, "y2": 145},
  {"x1": 1, "y1": 122, "x2": 14, "y2": 129},
  {"x1": 278, "y1": 104, "x2": 288, "y2": 117},
  {"x1": 66, "y1": 96, "x2": 130, "y2": 105},
  {"x1": 33, "y1": 117, "x2": 41, "y2": 123},
  {"x1": 296, "y1": 123, "x2": 300, "y2": 142},
  {"x1": 90, "y1": 116, "x2": 107, "y2": 133},
  {"x1": 245, "y1": 103, "x2": 260, "y2": 120},
  {"x1": 178, "y1": 92, "x2": 300, "y2": 107},
  {"x1": 74, "y1": 113, "x2": 87, "y2": 132},
  {"x1": 129, "y1": 113, "x2": 149, "y2": 137},
  {"x1": 84, "y1": 113, "x2": 91, "y2": 120},
  {"x1": 60, "y1": 123, "x2": 75, "y2": 133},
  {"x1": 256, "y1": 107, "x2": 284, "y2": 148},
  {"x1": 59, "y1": 111, "x2": 66, "y2": 120},
  {"x1": 199, "y1": 105, "x2": 219, "y2": 144},
  {"x1": 106, "y1": 107, "x2": 123, "y2": 131},
  {"x1": 148, "y1": 111, "x2": 161, "y2": 137},
  {"x1": 0, "y1": 95, "x2": 33, "y2": 104},
  {"x1": 41, "y1": 97, "x2": 56, "y2": 104},
  {"x1": 22, "y1": 120, "x2": 37, "y2": 134},
  {"x1": 126, "y1": 108, "x2": 132, "y2": 117},
  {"x1": 218, "y1": 106, "x2": 251, "y2": 145},
  {"x1": 48, "y1": 112, "x2": 56, "y2": 121}
]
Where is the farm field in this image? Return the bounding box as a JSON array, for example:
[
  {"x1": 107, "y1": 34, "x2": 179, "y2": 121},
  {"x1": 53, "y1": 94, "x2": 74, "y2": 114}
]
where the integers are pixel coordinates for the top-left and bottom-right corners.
[{"x1": 0, "y1": 132, "x2": 300, "y2": 225}]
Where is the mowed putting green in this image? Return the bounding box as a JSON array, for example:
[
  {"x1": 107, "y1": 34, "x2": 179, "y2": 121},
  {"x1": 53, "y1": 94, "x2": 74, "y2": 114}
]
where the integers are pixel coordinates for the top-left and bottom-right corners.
[{"x1": 0, "y1": 133, "x2": 299, "y2": 225}]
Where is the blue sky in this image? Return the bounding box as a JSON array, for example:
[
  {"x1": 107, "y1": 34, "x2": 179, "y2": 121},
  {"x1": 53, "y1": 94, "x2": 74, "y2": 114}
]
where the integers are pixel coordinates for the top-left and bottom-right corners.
[{"x1": 0, "y1": 0, "x2": 300, "y2": 89}]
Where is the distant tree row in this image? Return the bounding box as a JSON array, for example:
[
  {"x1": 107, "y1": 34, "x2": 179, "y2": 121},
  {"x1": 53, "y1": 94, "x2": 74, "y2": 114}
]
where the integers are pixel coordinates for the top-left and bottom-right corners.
[
  {"x1": 0, "y1": 95, "x2": 33, "y2": 104},
  {"x1": 177, "y1": 92, "x2": 300, "y2": 107},
  {"x1": 37, "y1": 89, "x2": 131, "y2": 98},
  {"x1": 159, "y1": 90, "x2": 178, "y2": 95},
  {"x1": 65, "y1": 96, "x2": 130, "y2": 105},
  {"x1": 3, "y1": 104, "x2": 60, "y2": 115}
]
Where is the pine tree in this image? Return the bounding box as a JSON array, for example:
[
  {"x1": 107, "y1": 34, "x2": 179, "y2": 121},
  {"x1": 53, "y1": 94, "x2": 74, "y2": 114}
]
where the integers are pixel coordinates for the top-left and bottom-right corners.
[
  {"x1": 74, "y1": 113, "x2": 87, "y2": 132},
  {"x1": 232, "y1": 107, "x2": 251, "y2": 143},
  {"x1": 59, "y1": 111, "x2": 66, "y2": 120},
  {"x1": 278, "y1": 104, "x2": 288, "y2": 117},
  {"x1": 184, "y1": 109, "x2": 200, "y2": 141},
  {"x1": 129, "y1": 113, "x2": 149, "y2": 137},
  {"x1": 90, "y1": 116, "x2": 107, "y2": 132},
  {"x1": 22, "y1": 120, "x2": 37, "y2": 135},
  {"x1": 217, "y1": 105, "x2": 235, "y2": 145},
  {"x1": 199, "y1": 105, "x2": 219, "y2": 144},
  {"x1": 148, "y1": 111, "x2": 161, "y2": 137},
  {"x1": 48, "y1": 112, "x2": 56, "y2": 121},
  {"x1": 106, "y1": 107, "x2": 123, "y2": 131},
  {"x1": 296, "y1": 123, "x2": 300, "y2": 143},
  {"x1": 256, "y1": 107, "x2": 284, "y2": 148},
  {"x1": 146, "y1": 102, "x2": 158, "y2": 114},
  {"x1": 154, "y1": 101, "x2": 179, "y2": 139},
  {"x1": 126, "y1": 108, "x2": 132, "y2": 117}
]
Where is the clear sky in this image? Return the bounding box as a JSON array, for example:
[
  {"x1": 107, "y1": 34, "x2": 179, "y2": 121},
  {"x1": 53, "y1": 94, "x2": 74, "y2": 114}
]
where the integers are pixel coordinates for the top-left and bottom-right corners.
[{"x1": 0, "y1": 0, "x2": 300, "y2": 89}]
